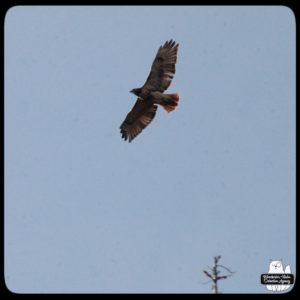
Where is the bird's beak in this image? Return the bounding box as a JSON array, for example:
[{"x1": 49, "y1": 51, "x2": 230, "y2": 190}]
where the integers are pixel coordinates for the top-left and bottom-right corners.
[{"x1": 130, "y1": 89, "x2": 134, "y2": 93}]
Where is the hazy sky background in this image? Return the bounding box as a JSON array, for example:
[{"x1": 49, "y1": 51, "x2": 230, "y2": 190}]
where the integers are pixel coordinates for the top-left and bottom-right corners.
[{"x1": 5, "y1": 6, "x2": 295, "y2": 293}]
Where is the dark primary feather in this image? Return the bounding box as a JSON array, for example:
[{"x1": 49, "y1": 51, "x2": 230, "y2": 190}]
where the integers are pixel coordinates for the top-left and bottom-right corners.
[
  {"x1": 143, "y1": 39, "x2": 179, "y2": 93},
  {"x1": 120, "y1": 99, "x2": 158, "y2": 142}
]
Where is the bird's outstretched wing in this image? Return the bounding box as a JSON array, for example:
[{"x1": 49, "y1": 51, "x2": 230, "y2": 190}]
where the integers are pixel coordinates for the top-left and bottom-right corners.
[
  {"x1": 120, "y1": 98, "x2": 158, "y2": 142},
  {"x1": 142, "y1": 39, "x2": 179, "y2": 93}
]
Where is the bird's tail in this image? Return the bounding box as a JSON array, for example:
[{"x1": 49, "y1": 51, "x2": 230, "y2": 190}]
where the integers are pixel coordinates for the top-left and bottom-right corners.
[{"x1": 160, "y1": 93, "x2": 180, "y2": 113}]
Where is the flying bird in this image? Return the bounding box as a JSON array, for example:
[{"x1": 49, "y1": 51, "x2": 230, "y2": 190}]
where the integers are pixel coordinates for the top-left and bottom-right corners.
[{"x1": 120, "y1": 39, "x2": 180, "y2": 142}]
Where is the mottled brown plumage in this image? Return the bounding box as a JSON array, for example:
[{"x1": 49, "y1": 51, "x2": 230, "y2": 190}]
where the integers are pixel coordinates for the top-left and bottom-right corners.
[{"x1": 120, "y1": 39, "x2": 180, "y2": 142}]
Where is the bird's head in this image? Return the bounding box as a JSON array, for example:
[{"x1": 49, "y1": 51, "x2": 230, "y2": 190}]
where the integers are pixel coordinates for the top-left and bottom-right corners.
[{"x1": 130, "y1": 88, "x2": 142, "y2": 96}]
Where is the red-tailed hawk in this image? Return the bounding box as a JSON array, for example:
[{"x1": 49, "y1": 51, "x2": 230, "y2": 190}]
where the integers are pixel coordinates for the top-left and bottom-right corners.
[{"x1": 120, "y1": 39, "x2": 180, "y2": 142}]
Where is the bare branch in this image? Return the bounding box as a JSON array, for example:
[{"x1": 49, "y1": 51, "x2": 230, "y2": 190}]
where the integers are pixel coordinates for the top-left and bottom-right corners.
[
  {"x1": 203, "y1": 270, "x2": 212, "y2": 279},
  {"x1": 216, "y1": 275, "x2": 229, "y2": 280},
  {"x1": 202, "y1": 256, "x2": 234, "y2": 293},
  {"x1": 218, "y1": 264, "x2": 235, "y2": 274},
  {"x1": 201, "y1": 279, "x2": 213, "y2": 285}
]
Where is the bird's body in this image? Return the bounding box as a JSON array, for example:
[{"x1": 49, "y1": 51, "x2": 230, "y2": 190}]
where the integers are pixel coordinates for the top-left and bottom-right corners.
[{"x1": 120, "y1": 39, "x2": 180, "y2": 142}]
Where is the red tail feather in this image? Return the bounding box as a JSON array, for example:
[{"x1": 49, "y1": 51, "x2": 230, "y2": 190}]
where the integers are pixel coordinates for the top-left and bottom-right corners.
[
  {"x1": 161, "y1": 93, "x2": 180, "y2": 113},
  {"x1": 170, "y1": 93, "x2": 180, "y2": 102}
]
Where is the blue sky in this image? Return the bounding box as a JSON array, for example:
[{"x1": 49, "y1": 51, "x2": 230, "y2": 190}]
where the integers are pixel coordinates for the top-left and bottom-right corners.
[{"x1": 5, "y1": 6, "x2": 295, "y2": 293}]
